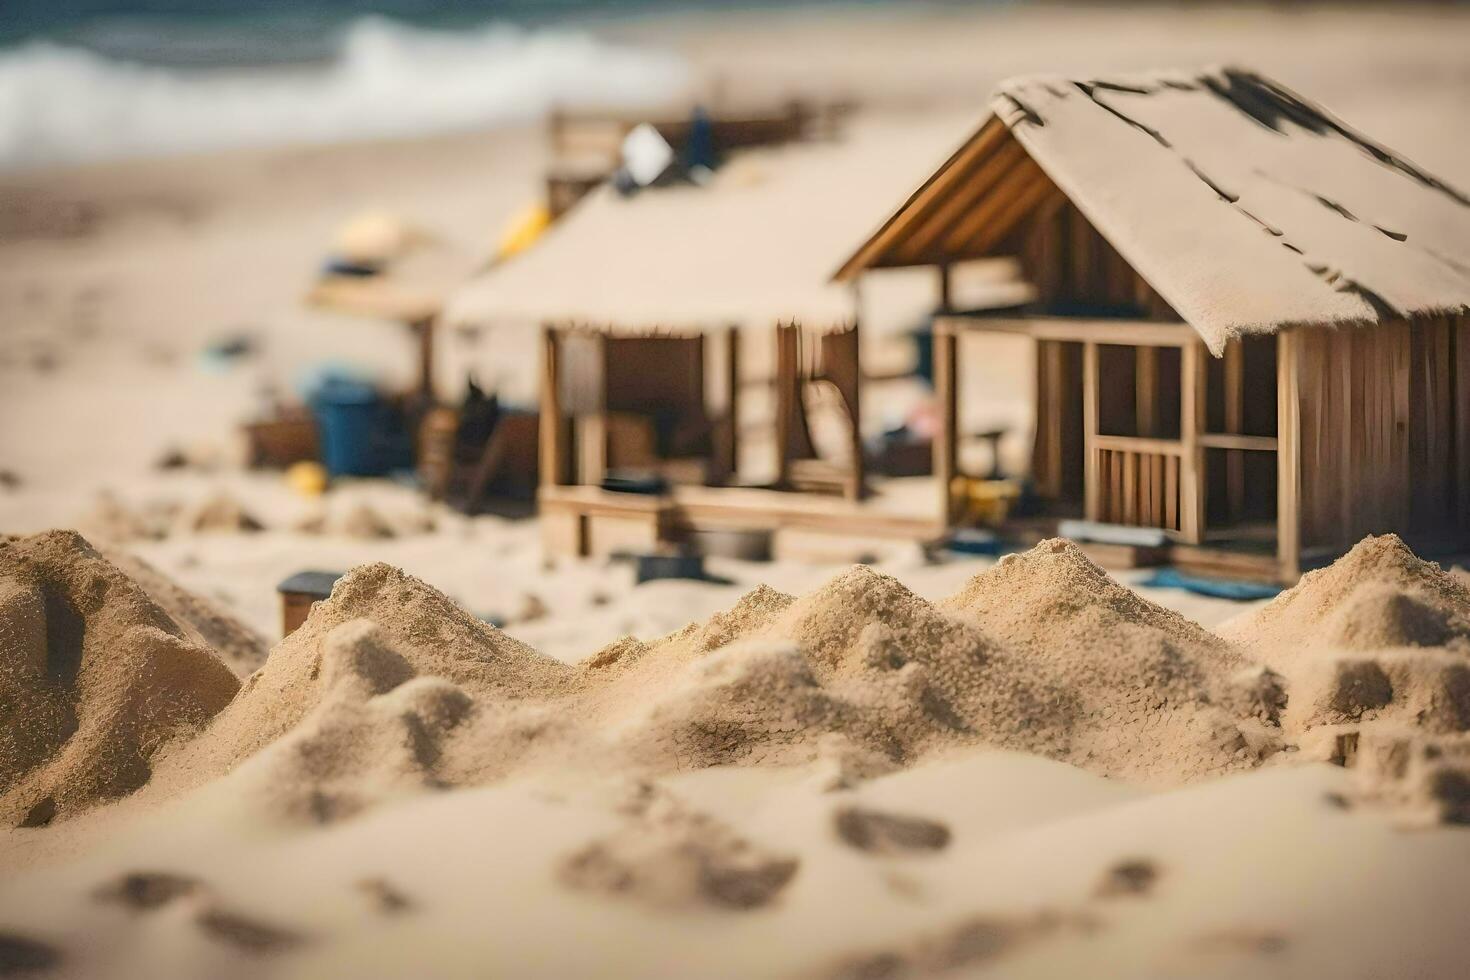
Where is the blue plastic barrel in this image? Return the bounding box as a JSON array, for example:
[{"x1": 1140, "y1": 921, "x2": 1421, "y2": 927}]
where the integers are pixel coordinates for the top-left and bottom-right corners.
[{"x1": 310, "y1": 377, "x2": 383, "y2": 476}]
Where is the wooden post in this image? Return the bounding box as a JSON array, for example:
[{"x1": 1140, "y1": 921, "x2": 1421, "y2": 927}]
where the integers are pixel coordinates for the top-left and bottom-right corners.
[
  {"x1": 1082, "y1": 341, "x2": 1100, "y2": 521},
  {"x1": 1224, "y1": 340, "x2": 1245, "y2": 521},
  {"x1": 538, "y1": 325, "x2": 565, "y2": 489},
  {"x1": 1179, "y1": 340, "x2": 1206, "y2": 544},
  {"x1": 411, "y1": 316, "x2": 436, "y2": 399},
  {"x1": 774, "y1": 323, "x2": 794, "y2": 487},
  {"x1": 723, "y1": 325, "x2": 741, "y2": 484},
  {"x1": 1277, "y1": 330, "x2": 1302, "y2": 581},
  {"x1": 937, "y1": 263, "x2": 953, "y2": 313},
  {"x1": 934, "y1": 323, "x2": 959, "y2": 525},
  {"x1": 1135, "y1": 345, "x2": 1157, "y2": 438}
]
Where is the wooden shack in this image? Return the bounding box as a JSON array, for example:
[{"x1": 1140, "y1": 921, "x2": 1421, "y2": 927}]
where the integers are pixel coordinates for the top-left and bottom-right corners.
[
  {"x1": 836, "y1": 67, "x2": 1470, "y2": 581},
  {"x1": 447, "y1": 117, "x2": 979, "y2": 558}
]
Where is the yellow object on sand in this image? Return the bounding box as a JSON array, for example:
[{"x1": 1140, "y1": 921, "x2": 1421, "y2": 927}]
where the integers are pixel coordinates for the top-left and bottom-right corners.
[
  {"x1": 952, "y1": 477, "x2": 1021, "y2": 527},
  {"x1": 287, "y1": 461, "x2": 329, "y2": 497},
  {"x1": 495, "y1": 202, "x2": 552, "y2": 261}
]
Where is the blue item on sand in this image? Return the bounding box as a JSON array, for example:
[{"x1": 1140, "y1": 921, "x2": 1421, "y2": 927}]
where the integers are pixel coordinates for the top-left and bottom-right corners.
[
  {"x1": 944, "y1": 528, "x2": 1004, "y2": 556},
  {"x1": 308, "y1": 374, "x2": 412, "y2": 477},
  {"x1": 1137, "y1": 567, "x2": 1282, "y2": 601}
]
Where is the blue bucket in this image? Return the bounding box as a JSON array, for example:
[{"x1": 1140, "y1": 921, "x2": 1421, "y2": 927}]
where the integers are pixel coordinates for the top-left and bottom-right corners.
[{"x1": 310, "y1": 377, "x2": 384, "y2": 477}]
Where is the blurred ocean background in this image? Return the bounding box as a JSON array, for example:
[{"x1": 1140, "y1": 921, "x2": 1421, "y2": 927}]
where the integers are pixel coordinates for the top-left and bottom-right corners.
[{"x1": 0, "y1": 0, "x2": 952, "y2": 169}]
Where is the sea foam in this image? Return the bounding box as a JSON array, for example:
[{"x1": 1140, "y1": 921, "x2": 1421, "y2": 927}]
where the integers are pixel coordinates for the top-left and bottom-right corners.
[{"x1": 0, "y1": 17, "x2": 690, "y2": 170}]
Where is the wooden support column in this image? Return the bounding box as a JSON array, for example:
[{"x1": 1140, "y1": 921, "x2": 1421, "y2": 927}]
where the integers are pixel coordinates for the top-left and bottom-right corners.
[
  {"x1": 538, "y1": 325, "x2": 566, "y2": 489},
  {"x1": 1277, "y1": 330, "x2": 1302, "y2": 581},
  {"x1": 934, "y1": 323, "x2": 959, "y2": 525},
  {"x1": 1135, "y1": 345, "x2": 1158, "y2": 438},
  {"x1": 774, "y1": 323, "x2": 795, "y2": 487},
  {"x1": 1082, "y1": 341, "x2": 1100, "y2": 521},
  {"x1": 1179, "y1": 340, "x2": 1206, "y2": 544},
  {"x1": 937, "y1": 263, "x2": 953, "y2": 313},
  {"x1": 722, "y1": 325, "x2": 741, "y2": 484},
  {"x1": 411, "y1": 316, "x2": 436, "y2": 399},
  {"x1": 1224, "y1": 340, "x2": 1245, "y2": 521}
]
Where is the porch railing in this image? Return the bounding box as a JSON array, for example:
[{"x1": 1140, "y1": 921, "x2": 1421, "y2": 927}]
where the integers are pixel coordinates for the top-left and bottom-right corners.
[{"x1": 1092, "y1": 436, "x2": 1183, "y2": 533}]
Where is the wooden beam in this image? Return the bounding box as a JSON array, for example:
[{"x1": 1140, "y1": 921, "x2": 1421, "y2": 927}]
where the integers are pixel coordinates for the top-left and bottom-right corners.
[
  {"x1": 1456, "y1": 316, "x2": 1470, "y2": 540},
  {"x1": 1136, "y1": 345, "x2": 1158, "y2": 438},
  {"x1": 938, "y1": 166, "x2": 1057, "y2": 260},
  {"x1": 832, "y1": 117, "x2": 1011, "y2": 281},
  {"x1": 934, "y1": 324, "x2": 959, "y2": 525},
  {"x1": 1277, "y1": 329, "x2": 1302, "y2": 581},
  {"x1": 411, "y1": 316, "x2": 436, "y2": 399},
  {"x1": 895, "y1": 138, "x2": 1030, "y2": 259},
  {"x1": 935, "y1": 315, "x2": 1196, "y2": 349},
  {"x1": 1223, "y1": 340, "x2": 1245, "y2": 521},
  {"x1": 723, "y1": 325, "x2": 741, "y2": 483},
  {"x1": 1083, "y1": 341, "x2": 1100, "y2": 522},
  {"x1": 1198, "y1": 433, "x2": 1278, "y2": 452},
  {"x1": 1179, "y1": 339, "x2": 1206, "y2": 544},
  {"x1": 1092, "y1": 434, "x2": 1185, "y2": 456},
  {"x1": 539, "y1": 325, "x2": 566, "y2": 488}
]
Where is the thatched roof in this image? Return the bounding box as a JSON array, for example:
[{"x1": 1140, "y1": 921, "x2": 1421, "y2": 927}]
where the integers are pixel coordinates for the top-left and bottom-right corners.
[
  {"x1": 835, "y1": 67, "x2": 1470, "y2": 354},
  {"x1": 444, "y1": 115, "x2": 992, "y2": 333}
]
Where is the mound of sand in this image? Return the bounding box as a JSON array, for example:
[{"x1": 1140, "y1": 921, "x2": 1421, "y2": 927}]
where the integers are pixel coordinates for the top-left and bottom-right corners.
[
  {"x1": 215, "y1": 620, "x2": 479, "y2": 824},
  {"x1": 100, "y1": 547, "x2": 268, "y2": 676},
  {"x1": 589, "y1": 566, "x2": 1076, "y2": 775},
  {"x1": 0, "y1": 531, "x2": 239, "y2": 826},
  {"x1": 150, "y1": 562, "x2": 574, "y2": 793},
  {"x1": 75, "y1": 492, "x2": 174, "y2": 543},
  {"x1": 1220, "y1": 536, "x2": 1470, "y2": 744},
  {"x1": 941, "y1": 540, "x2": 1277, "y2": 784},
  {"x1": 180, "y1": 491, "x2": 263, "y2": 535},
  {"x1": 1221, "y1": 535, "x2": 1470, "y2": 657}
]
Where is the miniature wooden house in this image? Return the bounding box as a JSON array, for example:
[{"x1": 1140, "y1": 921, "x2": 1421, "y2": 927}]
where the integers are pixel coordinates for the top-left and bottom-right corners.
[
  {"x1": 836, "y1": 67, "x2": 1470, "y2": 581},
  {"x1": 446, "y1": 122, "x2": 974, "y2": 558}
]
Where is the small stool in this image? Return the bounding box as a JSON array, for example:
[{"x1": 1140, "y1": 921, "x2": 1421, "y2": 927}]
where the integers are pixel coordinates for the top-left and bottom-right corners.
[{"x1": 277, "y1": 570, "x2": 344, "y2": 638}]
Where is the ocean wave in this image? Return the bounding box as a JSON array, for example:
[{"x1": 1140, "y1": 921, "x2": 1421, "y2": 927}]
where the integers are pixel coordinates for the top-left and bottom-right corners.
[{"x1": 0, "y1": 17, "x2": 690, "y2": 170}]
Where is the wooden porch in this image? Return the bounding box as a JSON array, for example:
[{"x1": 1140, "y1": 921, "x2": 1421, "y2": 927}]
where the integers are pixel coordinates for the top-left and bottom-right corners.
[{"x1": 934, "y1": 312, "x2": 1298, "y2": 582}]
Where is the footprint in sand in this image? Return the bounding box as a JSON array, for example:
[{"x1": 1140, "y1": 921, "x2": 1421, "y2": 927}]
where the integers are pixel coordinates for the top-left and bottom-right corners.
[
  {"x1": 1094, "y1": 857, "x2": 1160, "y2": 898},
  {"x1": 92, "y1": 870, "x2": 304, "y2": 955},
  {"x1": 1190, "y1": 927, "x2": 1290, "y2": 957},
  {"x1": 195, "y1": 907, "x2": 306, "y2": 954},
  {"x1": 93, "y1": 871, "x2": 202, "y2": 911},
  {"x1": 357, "y1": 877, "x2": 413, "y2": 914},
  {"x1": 0, "y1": 932, "x2": 61, "y2": 976},
  {"x1": 833, "y1": 805, "x2": 952, "y2": 854}
]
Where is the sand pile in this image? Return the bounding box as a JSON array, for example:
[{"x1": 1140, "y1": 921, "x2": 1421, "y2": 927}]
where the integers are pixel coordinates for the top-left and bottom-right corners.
[
  {"x1": 1221, "y1": 535, "x2": 1470, "y2": 657},
  {"x1": 1221, "y1": 536, "x2": 1470, "y2": 819},
  {"x1": 1221, "y1": 535, "x2": 1470, "y2": 734},
  {"x1": 0, "y1": 531, "x2": 239, "y2": 826},
  {"x1": 214, "y1": 620, "x2": 481, "y2": 824},
  {"x1": 294, "y1": 501, "x2": 433, "y2": 540},
  {"x1": 99, "y1": 547, "x2": 268, "y2": 676},
  {"x1": 151, "y1": 563, "x2": 574, "y2": 794},
  {"x1": 941, "y1": 540, "x2": 1278, "y2": 784},
  {"x1": 586, "y1": 566, "x2": 1076, "y2": 775},
  {"x1": 75, "y1": 492, "x2": 173, "y2": 543},
  {"x1": 180, "y1": 491, "x2": 264, "y2": 535}
]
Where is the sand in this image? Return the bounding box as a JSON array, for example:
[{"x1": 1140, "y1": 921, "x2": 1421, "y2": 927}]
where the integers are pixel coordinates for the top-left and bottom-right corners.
[
  {"x1": 3, "y1": 529, "x2": 1470, "y2": 977},
  {"x1": 2, "y1": 3, "x2": 1470, "y2": 976}
]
